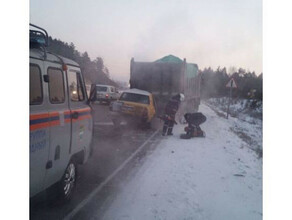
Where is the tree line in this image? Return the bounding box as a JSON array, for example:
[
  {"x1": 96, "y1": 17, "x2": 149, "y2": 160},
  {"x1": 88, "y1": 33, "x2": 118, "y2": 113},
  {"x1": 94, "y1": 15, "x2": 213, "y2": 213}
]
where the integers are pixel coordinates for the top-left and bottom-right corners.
[
  {"x1": 47, "y1": 37, "x2": 262, "y2": 99},
  {"x1": 47, "y1": 37, "x2": 117, "y2": 87},
  {"x1": 200, "y1": 67, "x2": 262, "y2": 100}
]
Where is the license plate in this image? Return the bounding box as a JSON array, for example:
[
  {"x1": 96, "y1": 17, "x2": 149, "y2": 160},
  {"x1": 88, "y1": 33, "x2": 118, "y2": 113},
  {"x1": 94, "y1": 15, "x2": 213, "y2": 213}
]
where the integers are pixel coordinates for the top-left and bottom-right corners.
[{"x1": 122, "y1": 105, "x2": 134, "y2": 111}]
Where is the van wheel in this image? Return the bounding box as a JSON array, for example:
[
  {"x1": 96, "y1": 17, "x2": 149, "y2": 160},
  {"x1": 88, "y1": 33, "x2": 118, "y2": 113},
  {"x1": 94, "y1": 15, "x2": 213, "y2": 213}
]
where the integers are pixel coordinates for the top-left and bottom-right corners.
[{"x1": 59, "y1": 161, "x2": 77, "y2": 201}]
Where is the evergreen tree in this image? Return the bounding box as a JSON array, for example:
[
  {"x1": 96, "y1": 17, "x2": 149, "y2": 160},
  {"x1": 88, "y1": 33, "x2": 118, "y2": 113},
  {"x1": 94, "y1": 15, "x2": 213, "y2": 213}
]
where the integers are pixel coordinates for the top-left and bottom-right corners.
[{"x1": 47, "y1": 36, "x2": 117, "y2": 87}]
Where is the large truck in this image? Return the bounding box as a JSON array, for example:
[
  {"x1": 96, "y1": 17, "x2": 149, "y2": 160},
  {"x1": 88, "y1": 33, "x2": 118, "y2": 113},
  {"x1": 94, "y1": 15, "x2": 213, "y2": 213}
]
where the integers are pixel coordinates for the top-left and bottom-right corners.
[{"x1": 130, "y1": 55, "x2": 202, "y2": 116}]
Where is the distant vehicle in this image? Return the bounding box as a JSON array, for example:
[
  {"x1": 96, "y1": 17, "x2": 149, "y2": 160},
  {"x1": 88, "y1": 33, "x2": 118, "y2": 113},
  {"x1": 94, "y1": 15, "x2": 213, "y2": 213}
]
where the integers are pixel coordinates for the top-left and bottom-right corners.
[
  {"x1": 95, "y1": 84, "x2": 120, "y2": 104},
  {"x1": 130, "y1": 55, "x2": 202, "y2": 115},
  {"x1": 109, "y1": 89, "x2": 156, "y2": 128},
  {"x1": 30, "y1": 24, "x2": 94, "y2": 200}
]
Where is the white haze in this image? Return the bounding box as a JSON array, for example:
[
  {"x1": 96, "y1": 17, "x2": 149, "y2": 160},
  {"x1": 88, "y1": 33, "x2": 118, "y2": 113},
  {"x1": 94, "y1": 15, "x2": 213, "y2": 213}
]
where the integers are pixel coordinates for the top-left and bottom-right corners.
[{"x1": 30, "y1": 0, "x2": 262, "y2": 82}]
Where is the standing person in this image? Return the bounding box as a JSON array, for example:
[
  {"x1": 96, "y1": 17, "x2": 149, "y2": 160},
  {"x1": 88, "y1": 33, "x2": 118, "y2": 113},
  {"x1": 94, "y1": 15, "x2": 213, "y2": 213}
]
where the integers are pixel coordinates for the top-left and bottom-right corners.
[{"x1": 162, "y1": 93, "x2": 185, "y2": 136}]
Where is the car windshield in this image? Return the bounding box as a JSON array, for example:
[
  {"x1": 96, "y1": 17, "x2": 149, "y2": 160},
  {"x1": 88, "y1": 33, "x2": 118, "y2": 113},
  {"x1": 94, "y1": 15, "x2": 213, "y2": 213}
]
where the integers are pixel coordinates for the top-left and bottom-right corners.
[
  {"x1": 96, "y1": 86, "x2": 107, "y2": 92},
  {"x1": 119, "y1": 92, "x2": 150, "y2": 104}
]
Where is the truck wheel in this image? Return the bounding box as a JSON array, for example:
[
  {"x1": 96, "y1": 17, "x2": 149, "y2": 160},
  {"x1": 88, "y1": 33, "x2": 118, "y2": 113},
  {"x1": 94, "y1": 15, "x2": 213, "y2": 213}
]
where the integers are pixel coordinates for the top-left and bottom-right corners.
[{"x1": 59, "y1": 160, "x2": 77, "y2": 201}]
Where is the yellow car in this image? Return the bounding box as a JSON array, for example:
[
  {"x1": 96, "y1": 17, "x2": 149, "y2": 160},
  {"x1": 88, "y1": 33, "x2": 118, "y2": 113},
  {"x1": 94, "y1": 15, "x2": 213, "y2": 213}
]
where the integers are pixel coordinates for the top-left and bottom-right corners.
[{"x1": 109, "y1": 89, "x2": 156, "y2": 127}]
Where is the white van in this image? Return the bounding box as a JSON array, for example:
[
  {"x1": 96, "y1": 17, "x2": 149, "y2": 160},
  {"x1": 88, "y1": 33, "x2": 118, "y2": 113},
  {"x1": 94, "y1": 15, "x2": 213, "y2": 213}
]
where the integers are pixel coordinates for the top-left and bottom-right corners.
[
  {"x1": 95, "y1": 84, "x2": 119, "y2": 104},
  {"x1": 30, "y1": 24, "x2": 94, "y2": 200}
]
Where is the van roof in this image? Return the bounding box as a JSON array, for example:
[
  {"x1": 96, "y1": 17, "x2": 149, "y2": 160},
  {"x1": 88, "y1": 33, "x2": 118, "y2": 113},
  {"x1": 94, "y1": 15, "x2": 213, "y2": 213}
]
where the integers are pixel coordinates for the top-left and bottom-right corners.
[
  {"x1": 30, "y1": 48, "x2": 80, "y2": 67},
  {"x1": 122, "y1": 88, "x2": 151, "y2": 96}
]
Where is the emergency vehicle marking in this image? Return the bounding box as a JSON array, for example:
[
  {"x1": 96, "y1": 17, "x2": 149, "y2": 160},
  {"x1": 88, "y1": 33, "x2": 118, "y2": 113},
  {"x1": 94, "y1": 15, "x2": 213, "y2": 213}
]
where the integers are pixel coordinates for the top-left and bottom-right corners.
[
  {"x1": 30, "y1": 108, "x2": 91, "y2": 131},
  {"x1": 30, "y1": 130, "x2": 47, "y2": 153},
  {"x1": 79, "y1": 125, "x2": 85, "y2": 141}
]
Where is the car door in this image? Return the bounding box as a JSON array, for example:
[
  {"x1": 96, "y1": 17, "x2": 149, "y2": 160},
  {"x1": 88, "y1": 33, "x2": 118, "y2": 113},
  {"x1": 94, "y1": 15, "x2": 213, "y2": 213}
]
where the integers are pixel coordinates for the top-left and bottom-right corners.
[
  {"x1": 67, "y1": 67, "x2": 92, "y2": 162},
  {"x1": 30, "y1": 61, "x2": 51, "y2": 197},
  {"x1": 43, "y1": 63, "x2": 72, "y2": 189}
]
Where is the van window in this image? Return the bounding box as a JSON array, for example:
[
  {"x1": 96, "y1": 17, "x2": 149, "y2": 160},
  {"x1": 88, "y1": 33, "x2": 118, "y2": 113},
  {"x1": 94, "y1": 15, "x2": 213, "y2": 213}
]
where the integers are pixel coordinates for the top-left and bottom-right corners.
[
  {"x1": 48, "y1": 68, "x2": 65, "y2": 103},
  {"x1": 30, "y1": 64, "x2": 43, "y2": 105},
  {"x1": 96, "y1": 86, "x2": 107, "y2": 92},
  {"x1": 67, "y1": 71, "x2": 85, "y2": 101}
]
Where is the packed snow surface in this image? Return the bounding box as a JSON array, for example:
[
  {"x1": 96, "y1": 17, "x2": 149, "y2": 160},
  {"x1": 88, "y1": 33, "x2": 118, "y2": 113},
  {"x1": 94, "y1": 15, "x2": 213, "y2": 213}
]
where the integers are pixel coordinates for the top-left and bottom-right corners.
[{"x1": 100, "y1": 104, "x2": 262, "y2": 220}]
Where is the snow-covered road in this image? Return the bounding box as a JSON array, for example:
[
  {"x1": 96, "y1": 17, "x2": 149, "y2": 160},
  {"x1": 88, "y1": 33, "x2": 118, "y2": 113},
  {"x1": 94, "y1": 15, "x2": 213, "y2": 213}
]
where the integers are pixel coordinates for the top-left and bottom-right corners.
[{"x1": 99, "y1": 104, "x2": 262, "y2": 220}]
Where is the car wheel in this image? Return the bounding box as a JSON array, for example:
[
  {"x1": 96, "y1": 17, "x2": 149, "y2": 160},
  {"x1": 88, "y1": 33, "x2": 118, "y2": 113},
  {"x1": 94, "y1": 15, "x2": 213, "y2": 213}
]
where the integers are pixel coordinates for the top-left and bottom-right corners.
[
  {"x1": 141, "y1": 120, "x2": 151, "y2": 129},
  {"x1": 145, "y1": 122, "x2": 151, "y2": 129},
  {"x1": 59, "y1": 160, "x2": 77, "y2": 201}
]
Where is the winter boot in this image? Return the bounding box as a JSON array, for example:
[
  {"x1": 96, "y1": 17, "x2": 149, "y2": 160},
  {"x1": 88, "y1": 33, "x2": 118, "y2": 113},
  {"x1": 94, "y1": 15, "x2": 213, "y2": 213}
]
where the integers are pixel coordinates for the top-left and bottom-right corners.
[
  {"x1": 162, "y1": 124, "x2": 168, "y2": 136},
  {"x1": 167, "y1": 127, "x2": 173, "y2": 136}
]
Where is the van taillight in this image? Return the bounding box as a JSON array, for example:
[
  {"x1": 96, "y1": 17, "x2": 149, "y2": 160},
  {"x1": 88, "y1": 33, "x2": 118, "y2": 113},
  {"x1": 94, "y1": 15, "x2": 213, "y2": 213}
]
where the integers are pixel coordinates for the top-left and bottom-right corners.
[{"x1": 106, "y1": 94, "x2": 109, "y2": 98}]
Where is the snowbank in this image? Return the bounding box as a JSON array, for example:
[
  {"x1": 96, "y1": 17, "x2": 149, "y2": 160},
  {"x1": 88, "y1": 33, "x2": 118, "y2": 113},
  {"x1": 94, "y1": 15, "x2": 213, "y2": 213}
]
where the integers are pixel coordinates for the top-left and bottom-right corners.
[
  {"x1": 207, "y1": 97, "x2": 262, "y2": 121},
  {"x1": 99, "y1": 104, "x2": 262, "y2": 220},
  {"x1": 205, "y1": 98, "x2": 262, "y2": 155}
]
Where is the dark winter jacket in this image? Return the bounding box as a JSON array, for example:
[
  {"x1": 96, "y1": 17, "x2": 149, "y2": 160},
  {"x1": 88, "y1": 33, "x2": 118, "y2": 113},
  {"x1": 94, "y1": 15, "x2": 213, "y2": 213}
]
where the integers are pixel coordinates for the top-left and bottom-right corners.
[
  {"x1": 164, "y1": 97, "x2": 180, "y2": 119},
  {"x1": 184, "y1": 112, "x2": 207, "y2": 126}
]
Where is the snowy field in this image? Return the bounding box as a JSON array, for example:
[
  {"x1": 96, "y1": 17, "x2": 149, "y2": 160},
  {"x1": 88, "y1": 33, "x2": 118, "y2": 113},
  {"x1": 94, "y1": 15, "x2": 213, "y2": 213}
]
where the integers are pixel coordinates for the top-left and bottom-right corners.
[
  {"x1": 98, "y1": 103, "x2": 262, "y2": 220},
  {"x1": 206, "y1": 97, "x2": 262, "y2": 121},
  {"x1": 205, "y1": 98, "x2": 262, "y2": 156}
]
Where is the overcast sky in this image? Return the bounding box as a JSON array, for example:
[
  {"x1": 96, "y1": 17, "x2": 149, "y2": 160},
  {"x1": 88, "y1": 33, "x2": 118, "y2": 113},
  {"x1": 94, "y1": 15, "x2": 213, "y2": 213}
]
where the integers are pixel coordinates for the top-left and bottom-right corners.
[{"x1": 30, "y1": 0, "x2": 262, "y2": 82}]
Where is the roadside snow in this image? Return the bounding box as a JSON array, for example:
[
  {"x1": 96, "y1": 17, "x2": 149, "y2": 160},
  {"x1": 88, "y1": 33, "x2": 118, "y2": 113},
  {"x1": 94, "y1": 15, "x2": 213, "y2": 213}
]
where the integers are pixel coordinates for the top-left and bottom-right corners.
[
  {"x1": 205, "y1": 99, "x2": 262, "y2": 154},
  {"x1": 99, "y1": 104, "x2": 262, "y2": 220},
  {"x1": 207, "y1": 97, "x2": 262, "y2": 120}
]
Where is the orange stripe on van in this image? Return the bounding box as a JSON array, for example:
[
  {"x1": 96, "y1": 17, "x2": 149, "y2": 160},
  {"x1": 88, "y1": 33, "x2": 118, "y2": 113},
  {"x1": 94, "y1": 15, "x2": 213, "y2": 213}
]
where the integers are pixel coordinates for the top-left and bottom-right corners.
[
  {"x1": 65, "y1": 118, "x2": 71, "y2": 123},
  {"x1": 72, "y1": 114, "x2": 92, "y2": 122},
  {"x1": 49, "y1": 111, "x2": 59, "y2": 117},
  {"x1": 76, "y1": 108, "x2": 91, "y2": 113},
  {"x1": 30, "y1": 111, "x2": 60, "y2": 131},
  {"x1": 30, "y1": 108, "x2": 92, "y2": 130},
  {"x1": 50, "y1": 120, "x2": 60, "y2": 127},
  {"x1": 30, "y1": 113, "x2": 49, "y2": 120},
  {"x1": 30, "y1": 122, "x2": 50, "y2": 131}
]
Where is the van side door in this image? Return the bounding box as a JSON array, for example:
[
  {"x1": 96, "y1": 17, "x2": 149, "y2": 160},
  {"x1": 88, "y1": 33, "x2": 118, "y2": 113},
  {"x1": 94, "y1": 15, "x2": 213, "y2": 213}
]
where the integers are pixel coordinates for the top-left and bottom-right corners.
[
  {"x1": 67, "y1": 68, "x2": 92, "y2": 164},
  {"x1": 43, "y1": 64, "x2": 72, "y2": 190},
  {"x1": 30, "y1": 61, "x2": 51, "y2": 197}
]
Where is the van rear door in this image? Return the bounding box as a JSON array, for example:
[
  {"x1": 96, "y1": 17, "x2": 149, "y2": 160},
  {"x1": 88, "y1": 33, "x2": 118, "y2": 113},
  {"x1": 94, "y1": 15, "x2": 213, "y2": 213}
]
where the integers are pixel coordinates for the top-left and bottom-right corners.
[{"x1": 67, "y1": 68, "x2": 92, "y2": 163}]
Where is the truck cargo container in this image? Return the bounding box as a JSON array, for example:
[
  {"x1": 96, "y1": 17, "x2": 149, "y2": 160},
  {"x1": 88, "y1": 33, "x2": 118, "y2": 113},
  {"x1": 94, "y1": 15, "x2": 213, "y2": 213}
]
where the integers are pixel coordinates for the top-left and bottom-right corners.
[{"x1": 130, "y1": 55, "x2": 202, "y2": 116}]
